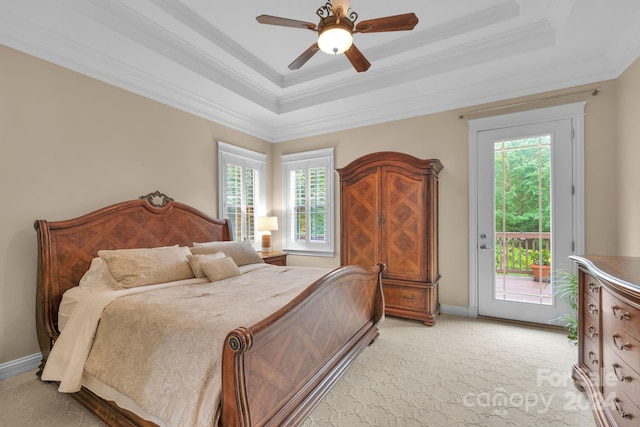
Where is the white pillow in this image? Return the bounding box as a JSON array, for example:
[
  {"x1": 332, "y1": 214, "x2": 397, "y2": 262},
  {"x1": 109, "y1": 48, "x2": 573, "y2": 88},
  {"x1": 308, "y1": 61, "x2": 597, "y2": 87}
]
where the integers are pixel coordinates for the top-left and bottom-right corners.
[{"x1": 78, "y1": 257, "x2": 118, "y2": 290}]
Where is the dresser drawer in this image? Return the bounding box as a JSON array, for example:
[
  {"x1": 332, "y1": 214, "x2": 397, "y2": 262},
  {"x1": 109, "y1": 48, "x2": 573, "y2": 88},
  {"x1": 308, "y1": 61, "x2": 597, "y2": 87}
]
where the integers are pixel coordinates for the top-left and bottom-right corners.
[
  {"x1": 583, "y1": 292, "x2": 600, "y2": 340},
  {"x1": 583, "y1": 292, "x2": 600, "y2": 319},
  {"x1": 383, "y1": 284, "x2": 426, "y2": 311},
  {"x1": 603, "y1": 343, "x2": 640, "y2": 403},
  {"x1": 582, "y1": 270, "x2": 601, "y2": 301},
  {"x1": 603, "y1": 319, "x2": 640, "y2": 375},
  {"x1": 602, "y1": 289, "x2": 640, "y2": 340},
  {"x1": 582, "y1": 332, "x2": 600, "y2": 373},
  {"x1": 603, "y1": 385, "x2": 640, "y2": 427}
]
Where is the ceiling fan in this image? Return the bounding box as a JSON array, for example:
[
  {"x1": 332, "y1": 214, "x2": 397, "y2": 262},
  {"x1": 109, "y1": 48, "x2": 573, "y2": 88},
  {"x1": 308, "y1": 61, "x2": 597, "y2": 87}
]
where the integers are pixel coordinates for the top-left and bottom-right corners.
[{"x1": 256, "y1": 0, "x2": 418, "y2": 72}]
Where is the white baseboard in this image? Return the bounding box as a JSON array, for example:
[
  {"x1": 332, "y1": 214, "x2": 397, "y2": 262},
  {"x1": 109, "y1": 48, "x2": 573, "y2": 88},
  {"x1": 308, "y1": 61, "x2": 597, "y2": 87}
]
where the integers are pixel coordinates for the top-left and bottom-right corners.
[
  {"x1": 0, "y1": 353, "x2": 41, "y2": 380},
  {"x1": 440, "y1": 304, "x2": 476, "y2": 318}
]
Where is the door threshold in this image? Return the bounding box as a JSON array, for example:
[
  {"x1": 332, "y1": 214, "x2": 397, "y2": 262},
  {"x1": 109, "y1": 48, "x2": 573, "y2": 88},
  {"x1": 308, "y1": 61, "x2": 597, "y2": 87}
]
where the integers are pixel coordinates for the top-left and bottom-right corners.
[{"x1": 477, "y1": 315, "x2": 565, "y2": 332}]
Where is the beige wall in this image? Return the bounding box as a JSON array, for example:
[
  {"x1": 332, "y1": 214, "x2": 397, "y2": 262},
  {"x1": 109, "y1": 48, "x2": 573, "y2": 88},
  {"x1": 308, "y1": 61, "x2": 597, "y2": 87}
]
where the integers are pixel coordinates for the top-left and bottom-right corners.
[
  {"x1": 1, "y1": 42, "x2": 638, "y2": 366},
  {"x1": 616, "y1": 58, "x2": 640, "y2": 255},
  {"x1": 272, "y1": 113, "x2": 470, "y2": 308},
  {"x1": 0, "y1": 45, "x2": 271, "y2": 364}
]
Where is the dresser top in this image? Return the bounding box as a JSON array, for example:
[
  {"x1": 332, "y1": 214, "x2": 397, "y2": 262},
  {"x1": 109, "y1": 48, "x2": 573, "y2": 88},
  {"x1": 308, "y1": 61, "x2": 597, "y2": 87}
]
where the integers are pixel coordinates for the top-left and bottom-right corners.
[{"x1": 570, "y1": 255, "x2": 640, "y2": 292}]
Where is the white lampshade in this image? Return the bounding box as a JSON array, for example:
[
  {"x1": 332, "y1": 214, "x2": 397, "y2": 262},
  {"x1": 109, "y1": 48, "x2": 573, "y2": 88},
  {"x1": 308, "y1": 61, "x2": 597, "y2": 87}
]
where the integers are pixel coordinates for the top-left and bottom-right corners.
[
  {"x1": 257, "y1": 216, "x2": 278, "y2": 252},
  {"x1": 318, "y1": 27, "x2": 353, "y2": 55},
  {"x1": 257, "y1": 216, "x2": 278, "y2": 232}
]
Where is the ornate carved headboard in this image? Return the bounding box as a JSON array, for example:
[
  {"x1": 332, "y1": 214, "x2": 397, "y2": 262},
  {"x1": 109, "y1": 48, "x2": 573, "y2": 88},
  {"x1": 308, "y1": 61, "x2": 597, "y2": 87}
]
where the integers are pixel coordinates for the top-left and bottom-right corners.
[{"x1": 34, "y1": 191, "x2": 232, "y2": 364}]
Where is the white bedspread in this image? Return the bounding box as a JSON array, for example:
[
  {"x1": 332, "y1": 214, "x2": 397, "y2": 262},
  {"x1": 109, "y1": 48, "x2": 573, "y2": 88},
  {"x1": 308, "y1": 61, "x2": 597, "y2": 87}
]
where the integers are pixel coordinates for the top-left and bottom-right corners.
[{"x1": 42, "y1": 263, "x2": 329, "y2": 427}]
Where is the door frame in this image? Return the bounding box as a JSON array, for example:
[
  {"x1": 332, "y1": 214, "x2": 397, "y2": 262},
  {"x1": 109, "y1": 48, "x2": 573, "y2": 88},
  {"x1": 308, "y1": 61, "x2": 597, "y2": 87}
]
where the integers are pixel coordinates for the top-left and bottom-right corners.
[{"x1": 467, "y1": 102, "x2": 586, "y2": 318}]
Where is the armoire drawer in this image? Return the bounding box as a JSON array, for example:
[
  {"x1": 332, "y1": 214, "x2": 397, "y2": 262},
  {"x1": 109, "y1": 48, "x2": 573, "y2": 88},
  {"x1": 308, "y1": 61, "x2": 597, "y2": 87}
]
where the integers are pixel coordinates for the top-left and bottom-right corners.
[{"x1": 383, "y1": 284, "x2": 426, "y2": 310}]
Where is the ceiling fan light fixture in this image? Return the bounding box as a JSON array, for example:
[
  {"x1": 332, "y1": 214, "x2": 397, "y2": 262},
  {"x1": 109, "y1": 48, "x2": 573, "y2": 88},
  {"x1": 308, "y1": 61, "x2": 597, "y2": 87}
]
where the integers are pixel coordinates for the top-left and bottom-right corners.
[{"x1": 318, "y1": 26, "x2": 353, "y2": 55}]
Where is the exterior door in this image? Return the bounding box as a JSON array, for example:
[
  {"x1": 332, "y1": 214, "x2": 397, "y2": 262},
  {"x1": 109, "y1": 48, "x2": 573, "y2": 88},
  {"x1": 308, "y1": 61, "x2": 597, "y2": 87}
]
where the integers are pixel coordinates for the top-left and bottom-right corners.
[{"x1": 471, "y1": 104, "x2": 584, "y2": 324}]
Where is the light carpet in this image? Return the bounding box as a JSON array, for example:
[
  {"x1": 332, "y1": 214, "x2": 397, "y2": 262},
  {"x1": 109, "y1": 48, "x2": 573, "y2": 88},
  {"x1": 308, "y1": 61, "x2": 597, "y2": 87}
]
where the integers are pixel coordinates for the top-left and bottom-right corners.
[{"x1": 0, "y1": 315, "x2": 595, "y2": 427}]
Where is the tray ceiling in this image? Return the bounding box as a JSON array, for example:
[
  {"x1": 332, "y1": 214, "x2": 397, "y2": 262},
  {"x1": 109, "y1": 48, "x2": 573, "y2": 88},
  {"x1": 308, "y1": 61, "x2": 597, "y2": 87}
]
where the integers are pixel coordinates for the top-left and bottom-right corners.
[{"x1": 2, "y1": 0, "x2": 639, "y2": 142}]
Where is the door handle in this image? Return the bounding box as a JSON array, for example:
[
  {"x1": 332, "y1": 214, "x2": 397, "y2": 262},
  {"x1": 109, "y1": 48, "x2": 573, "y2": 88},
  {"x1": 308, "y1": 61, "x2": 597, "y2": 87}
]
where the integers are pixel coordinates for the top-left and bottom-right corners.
[{"x1": 480, "y1": 244, "x2": 492, "y2": 250}]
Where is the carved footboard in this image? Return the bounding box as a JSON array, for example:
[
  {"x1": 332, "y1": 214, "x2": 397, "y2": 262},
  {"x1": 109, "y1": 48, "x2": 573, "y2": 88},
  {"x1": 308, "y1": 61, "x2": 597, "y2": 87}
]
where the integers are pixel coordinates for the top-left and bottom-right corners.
[{"x1": 220, "y1": 263, "x2": 385, "y2": 427}]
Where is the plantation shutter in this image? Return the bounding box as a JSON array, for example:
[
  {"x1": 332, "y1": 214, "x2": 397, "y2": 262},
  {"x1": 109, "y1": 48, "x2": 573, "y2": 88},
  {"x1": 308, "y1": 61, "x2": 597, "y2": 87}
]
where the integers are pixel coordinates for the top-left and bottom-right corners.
[
  {"x1": 218, "y1": 142, "x2": 266, "y2": 244},
  {"x1": 282, "y1": 148, "x2": 334, "y2": 255}
]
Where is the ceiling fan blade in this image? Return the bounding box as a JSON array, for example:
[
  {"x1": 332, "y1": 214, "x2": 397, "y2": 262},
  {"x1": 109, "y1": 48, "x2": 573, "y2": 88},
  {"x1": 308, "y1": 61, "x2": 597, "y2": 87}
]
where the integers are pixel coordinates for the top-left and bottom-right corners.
[
  {"x1": 355, "y1": 13, "x2": 419, "y2": 33},
  {"x1": 256, "y1": 15, "x2": 317, "y2": 31},
  {"x1": 331, "y1": 0, "x2": 351, "y2": 16},
  {"x1": 344, "y1": 44, "x2": 371, "y2": 73},
  {"x1": 288, "y1": 43, "x2": 320, "y2": 70}
]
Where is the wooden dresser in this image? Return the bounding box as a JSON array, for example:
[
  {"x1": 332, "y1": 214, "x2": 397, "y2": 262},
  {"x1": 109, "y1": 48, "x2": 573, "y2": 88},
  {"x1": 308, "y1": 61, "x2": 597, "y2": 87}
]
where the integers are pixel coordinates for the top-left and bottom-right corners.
[
  {"x1": 570, "y1": 255, "x2": 640, "y2": 426},
  {"x1": 338, "y1": 152, "x2": 443, "y2": 325}
]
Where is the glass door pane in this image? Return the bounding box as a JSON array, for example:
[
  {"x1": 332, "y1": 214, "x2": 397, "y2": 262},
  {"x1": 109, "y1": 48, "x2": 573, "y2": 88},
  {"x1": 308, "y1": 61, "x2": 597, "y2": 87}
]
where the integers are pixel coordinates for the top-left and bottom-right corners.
[{"x1": 494, "y1": 136, "x2": 551, "y2": 305}]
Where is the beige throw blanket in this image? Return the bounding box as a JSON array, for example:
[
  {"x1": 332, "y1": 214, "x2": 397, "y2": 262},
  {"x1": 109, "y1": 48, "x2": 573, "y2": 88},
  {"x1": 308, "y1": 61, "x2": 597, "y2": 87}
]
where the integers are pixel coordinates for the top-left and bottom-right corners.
[{"x1": 60, "y1": 264, "x2": 328, "y2": 427}]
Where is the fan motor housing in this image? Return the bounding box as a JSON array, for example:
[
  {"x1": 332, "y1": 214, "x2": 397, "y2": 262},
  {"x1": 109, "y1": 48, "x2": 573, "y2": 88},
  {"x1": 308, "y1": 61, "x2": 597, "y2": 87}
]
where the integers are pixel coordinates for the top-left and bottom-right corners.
[{"x1": 318, "y1": 15, "x2": 354, "y2": 34}]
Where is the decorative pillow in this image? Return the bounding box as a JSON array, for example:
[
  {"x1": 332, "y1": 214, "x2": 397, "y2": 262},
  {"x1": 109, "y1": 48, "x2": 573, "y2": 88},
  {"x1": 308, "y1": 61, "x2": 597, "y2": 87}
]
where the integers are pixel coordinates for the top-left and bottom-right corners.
[
  {"x1": 98, "y1": 246, "x2": 194, "y2": 289},
  {"x1": 190, "y1": 240, "x2": 264, "y2": 266},
  {"x1": 200, "y1": 256, "x2": 242, "y2": 282},
  {"x1": 187, "y1": 252, "x2": 226, "y2": 278}
]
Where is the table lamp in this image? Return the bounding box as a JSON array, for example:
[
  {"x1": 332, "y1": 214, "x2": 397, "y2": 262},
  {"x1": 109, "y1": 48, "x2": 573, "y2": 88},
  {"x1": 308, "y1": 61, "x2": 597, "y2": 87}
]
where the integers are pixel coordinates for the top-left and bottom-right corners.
[{"x1": 257, "y1": 216, "x2": 278, "y2": 252}]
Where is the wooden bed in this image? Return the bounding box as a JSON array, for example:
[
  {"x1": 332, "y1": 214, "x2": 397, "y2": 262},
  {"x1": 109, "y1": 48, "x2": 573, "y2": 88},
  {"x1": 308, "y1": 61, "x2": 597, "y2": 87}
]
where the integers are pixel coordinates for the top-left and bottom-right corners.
[{"x1": 34, "y1": 191, "x2": 385, "y2": 427}]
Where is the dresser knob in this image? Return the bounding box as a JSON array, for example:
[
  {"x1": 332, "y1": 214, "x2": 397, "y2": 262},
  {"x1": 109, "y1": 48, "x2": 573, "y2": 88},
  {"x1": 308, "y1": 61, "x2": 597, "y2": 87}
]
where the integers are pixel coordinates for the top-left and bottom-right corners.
[
  {"x1": 612, "y1": 305, "x2": 631, "y2": 321},
  {"x1": 613, "y1": 334, "x2": 631, "y2": 351},
  {"x1": 613, "y1": 398, "x2": 633, "y2": 419},
  {"x1": 401, "y1": 295, "x2": 416, "y2": 301},
  {"x1": 588, "y1": 351, "x2": 598, "y2": 365},
  {"x1": 588, "y1": 303, "x2": 598, "y2": 315},
  {"x1": 588, "y1": 282, "x2": 599, "y2": 292},
  {"x1": 588, "y1": 326, "x2": 598, "y2": 338},
  {"x1": 612, "y1": 363, "x2": 632, "y2": 382}
]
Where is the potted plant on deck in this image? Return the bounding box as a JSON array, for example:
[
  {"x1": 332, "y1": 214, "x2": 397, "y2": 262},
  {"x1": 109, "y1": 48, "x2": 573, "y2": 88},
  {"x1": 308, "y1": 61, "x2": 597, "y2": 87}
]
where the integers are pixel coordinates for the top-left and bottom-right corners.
[{"x1": 530, "y1": 248, "x2": 551, "y2": 281}]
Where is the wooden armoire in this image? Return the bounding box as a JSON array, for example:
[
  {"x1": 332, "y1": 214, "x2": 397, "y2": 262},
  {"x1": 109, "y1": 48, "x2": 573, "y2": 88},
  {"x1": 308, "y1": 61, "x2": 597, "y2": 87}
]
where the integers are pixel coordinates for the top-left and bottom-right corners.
[{"x1": 338, "y1": 152, "x2": 443, "y2": 325}]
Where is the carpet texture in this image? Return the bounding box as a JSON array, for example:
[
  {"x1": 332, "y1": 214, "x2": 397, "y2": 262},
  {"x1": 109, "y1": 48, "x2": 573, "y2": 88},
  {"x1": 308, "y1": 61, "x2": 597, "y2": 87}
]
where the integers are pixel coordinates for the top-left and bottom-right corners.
[{"x1": 0, "y1": 315, "x2": 595, "y2": 426}]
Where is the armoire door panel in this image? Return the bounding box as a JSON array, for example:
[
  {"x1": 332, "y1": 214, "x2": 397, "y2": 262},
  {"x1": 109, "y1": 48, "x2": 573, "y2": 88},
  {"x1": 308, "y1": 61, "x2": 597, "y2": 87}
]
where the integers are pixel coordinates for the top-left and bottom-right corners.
[
  {"x1": 342, "y1": 173, "x2": 379, "y2": 268},
  {"x1": 382, "y1": 169, "x2": 428, "y2": 282}
]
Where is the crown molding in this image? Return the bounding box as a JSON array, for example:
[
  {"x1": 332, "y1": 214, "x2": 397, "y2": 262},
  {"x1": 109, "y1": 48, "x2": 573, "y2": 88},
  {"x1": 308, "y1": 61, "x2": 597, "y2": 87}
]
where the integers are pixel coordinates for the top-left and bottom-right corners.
[
  {"x1": 277, "y1": 21, "x2": 556, "y2": 113},
  {"x1": 149, "y1": 0, "x2": 283, "y2": 87},
  {"x1": 2, "y1": 1, "x2": 639, "y2": 143},
  {"x1": 81, "y1": 0, "x2": 279, "y2": 112},
  {"x1": 268, "y1": 55, "x2": 618, "y2": 142}
]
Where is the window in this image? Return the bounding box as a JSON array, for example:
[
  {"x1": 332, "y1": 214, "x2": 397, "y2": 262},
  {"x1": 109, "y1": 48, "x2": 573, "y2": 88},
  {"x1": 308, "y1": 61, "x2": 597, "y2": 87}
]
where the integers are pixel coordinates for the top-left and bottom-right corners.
[
  {"x1": 282, "y1": 148, "x2": 334, "y2": 256},
  {"x1": 218, "y1": 141, "x2": 266, "y2": 243}
]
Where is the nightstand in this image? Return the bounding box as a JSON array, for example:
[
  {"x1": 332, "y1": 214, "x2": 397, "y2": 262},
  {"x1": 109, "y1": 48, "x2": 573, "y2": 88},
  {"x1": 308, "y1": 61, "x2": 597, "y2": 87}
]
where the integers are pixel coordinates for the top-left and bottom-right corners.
[{"x1": 260, "y1": 251, "x2": 288, "y2": 266}]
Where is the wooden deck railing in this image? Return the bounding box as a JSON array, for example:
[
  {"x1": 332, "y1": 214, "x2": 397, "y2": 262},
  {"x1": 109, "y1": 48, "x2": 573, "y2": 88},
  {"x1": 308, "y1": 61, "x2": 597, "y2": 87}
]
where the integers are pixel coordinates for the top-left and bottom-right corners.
[{"x1": 495, "y1": 232, "x2": 550, "y2": 274}]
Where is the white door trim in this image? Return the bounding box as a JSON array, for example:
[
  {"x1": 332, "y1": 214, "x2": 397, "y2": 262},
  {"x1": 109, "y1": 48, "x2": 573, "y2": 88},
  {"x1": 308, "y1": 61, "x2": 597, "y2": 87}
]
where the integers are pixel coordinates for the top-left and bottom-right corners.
[{"x1": 467, "y1": 102, "x2": 586, "y2": 318}]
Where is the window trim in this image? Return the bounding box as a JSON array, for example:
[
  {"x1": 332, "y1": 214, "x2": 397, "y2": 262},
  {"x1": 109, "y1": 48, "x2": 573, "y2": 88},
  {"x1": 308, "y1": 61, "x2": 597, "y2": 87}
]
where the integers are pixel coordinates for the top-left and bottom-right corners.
[
  {"x1": 218, "y1": 141, "x2": 267, "y2": 245},
  {"x1": 282, "y1": 147, "x2": 335, "y2": 257}
]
